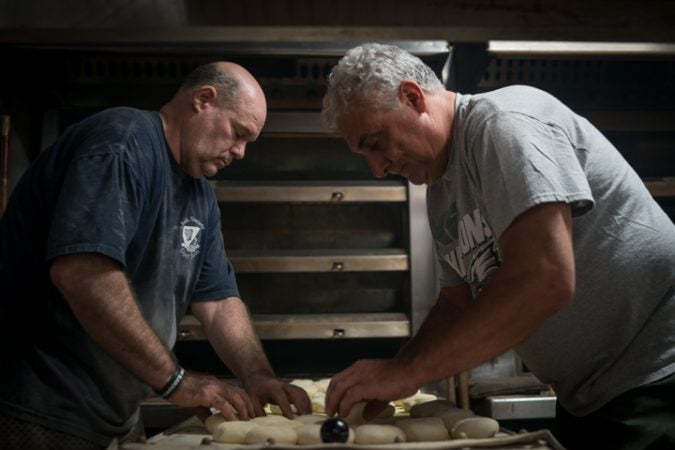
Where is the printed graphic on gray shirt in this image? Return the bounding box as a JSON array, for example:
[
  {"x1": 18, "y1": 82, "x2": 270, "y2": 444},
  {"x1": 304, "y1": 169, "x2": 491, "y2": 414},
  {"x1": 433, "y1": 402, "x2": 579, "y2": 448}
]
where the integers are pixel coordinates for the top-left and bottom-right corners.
[{"x1": 436, "y1": 206, "x2": 500, "y2": 295}]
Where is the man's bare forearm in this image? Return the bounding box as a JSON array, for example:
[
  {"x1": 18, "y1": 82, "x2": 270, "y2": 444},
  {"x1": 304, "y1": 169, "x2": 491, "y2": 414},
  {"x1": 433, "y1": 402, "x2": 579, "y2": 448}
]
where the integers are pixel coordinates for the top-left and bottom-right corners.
[
  {"x1": 191, "y1": 298, "x2": 275, "y2": 385},
  {"x1": 50, "y1": 253, "x2": 176, "y2": 390}
]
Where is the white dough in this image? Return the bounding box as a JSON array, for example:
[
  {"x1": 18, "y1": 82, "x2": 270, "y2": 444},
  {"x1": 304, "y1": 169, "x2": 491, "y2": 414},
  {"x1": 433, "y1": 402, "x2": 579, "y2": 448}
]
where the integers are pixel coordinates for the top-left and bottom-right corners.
[
  {"x1": 244, "y1": 425, "x2": 298, "y2": 445},
  {"x1": 409, "y1": 399, "x2": 457, "y2": 418},
  {"x1": 401, "y1": 393, "x2": 438, "y2": 412},
  {"x1": 204, "y1": 413, "x2": 226, "y2": 434},
  {"x1": 395, "y1": 417, "x2": 449, "y2": 442},
  {"x1": 310, "y1": 394, "x2": 326, "y2": 413},
  {"x1": 314, "y1": 378, "x2": 331, "y2": 393},
  {"x1": 291, "y1": 379, "x2": 318, "y2": 394},
  {"x1": 354, "y1": 424, "x2": 406, "y2": 444},
  {"x1": 296, "y1": 423, "x2": 323, "y2": 444},
  {"x1": 293, "y1": 413, "x2": 326, "y2": 424},
  {"x1": 269, "y1": 403, "x2": 298, "y2": 416},
  {"x1": 439, "y1": 409, "x2": 475, "y2": 430},
  {"x1": 250, "y1": 415, "x2": 293, "y2": 426},
  {"x1": 290, "y1": 378, "x2": 315, "y2": 389},
  {"x1": 343, "y1": 401, "x2": 396, "y2": 426},
  {"x1": 211, "y1": 420, "x2": 257, "y2": 444},
  {"x1": 450, "y1": 416, "x2": 500, "y2": 439}
]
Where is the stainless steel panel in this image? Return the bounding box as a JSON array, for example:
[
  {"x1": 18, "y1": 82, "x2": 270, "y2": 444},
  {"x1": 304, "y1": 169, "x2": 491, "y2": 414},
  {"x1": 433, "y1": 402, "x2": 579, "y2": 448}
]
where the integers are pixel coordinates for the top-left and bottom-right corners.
[
  {"x1": 211, "y1": 180, "x2": 407, "y2": 203},
  {"x1": 178, "y1": 313, "x2": 410, "y2": 340},
  {"x1": 220, "y1": 203, "x2": 405, "y2": 250},
  {"x1": 229, "y1": 249, "x2": 408, "y2": 273},
  {"x1": 479, "y1": 395, "x2": 557, "y2": 420}
]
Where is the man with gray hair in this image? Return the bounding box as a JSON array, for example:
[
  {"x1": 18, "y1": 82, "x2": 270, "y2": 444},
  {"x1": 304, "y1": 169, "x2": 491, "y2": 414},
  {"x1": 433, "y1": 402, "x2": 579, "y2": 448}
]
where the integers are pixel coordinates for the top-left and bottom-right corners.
[
  {"x1": 322, "y1": 43, "x2": 675, "y2": 449},
  {"x1": 0, "y1": 61, "x2": 311, "y2": 449}
]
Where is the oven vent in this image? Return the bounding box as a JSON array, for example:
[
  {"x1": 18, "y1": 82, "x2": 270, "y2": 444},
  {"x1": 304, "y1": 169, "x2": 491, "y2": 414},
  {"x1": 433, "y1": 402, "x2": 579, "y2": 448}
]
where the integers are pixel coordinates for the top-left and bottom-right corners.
[
  {"x1": 482, "y1": 58, "x2": 675, "y2": 88},
  {"x1": 66, "y1": 57, "x2": 202, "y2": 84}
]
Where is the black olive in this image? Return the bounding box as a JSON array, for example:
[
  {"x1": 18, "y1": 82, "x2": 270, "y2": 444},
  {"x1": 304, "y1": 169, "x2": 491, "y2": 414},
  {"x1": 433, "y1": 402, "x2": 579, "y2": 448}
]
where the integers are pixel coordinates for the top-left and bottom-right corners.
[{"x1": 320, "y1": 417, "x2": 350, "y2": 443}]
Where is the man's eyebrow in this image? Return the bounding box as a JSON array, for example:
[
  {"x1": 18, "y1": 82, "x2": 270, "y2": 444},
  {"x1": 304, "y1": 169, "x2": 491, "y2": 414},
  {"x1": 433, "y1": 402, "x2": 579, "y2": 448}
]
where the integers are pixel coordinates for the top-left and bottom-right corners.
[{"x1": 238, "y1": 124, "x2": 256, "y2": 140}]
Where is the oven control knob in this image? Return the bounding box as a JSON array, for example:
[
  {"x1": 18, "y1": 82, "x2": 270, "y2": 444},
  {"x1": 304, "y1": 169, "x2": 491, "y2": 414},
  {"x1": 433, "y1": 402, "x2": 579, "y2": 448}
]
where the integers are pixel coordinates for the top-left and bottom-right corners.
[{"x1": 320, "y1": 417, "x2": 350, "y2": 443}]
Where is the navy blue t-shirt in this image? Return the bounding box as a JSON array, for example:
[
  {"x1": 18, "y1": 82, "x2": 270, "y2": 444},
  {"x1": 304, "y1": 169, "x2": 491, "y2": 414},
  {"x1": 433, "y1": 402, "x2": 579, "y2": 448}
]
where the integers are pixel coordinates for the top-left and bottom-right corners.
[{"x1": 0, "y1": 107, "x2": 239, "y2": 444}]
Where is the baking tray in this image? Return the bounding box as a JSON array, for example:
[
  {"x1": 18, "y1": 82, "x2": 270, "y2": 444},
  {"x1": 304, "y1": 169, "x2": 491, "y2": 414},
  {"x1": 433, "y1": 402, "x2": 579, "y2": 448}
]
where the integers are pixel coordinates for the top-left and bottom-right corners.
[{"x1": 118, "y1": 416, "x2": 566, "y2": 450}]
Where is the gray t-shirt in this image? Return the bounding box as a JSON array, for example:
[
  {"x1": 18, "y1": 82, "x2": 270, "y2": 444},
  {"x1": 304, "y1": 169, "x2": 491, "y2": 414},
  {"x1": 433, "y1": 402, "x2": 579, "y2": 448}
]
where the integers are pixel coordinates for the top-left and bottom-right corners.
[{"x1": 427, "y1": 85, "x2": 675, "y2": 415}]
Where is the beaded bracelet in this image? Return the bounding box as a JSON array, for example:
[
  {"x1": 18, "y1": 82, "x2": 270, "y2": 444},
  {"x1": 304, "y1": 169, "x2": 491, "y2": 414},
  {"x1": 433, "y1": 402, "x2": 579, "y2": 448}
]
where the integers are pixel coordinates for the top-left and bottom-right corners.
[{"x1": 157, "y1": 366, "x2": 186, "y2": 398}]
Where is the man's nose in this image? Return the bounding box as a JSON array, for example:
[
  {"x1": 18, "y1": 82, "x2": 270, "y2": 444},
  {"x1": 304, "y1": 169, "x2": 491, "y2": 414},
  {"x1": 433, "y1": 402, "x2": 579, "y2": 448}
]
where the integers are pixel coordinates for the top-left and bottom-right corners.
[{"x1": 231, "y1": 141, "x2": 246, "y2": 160}]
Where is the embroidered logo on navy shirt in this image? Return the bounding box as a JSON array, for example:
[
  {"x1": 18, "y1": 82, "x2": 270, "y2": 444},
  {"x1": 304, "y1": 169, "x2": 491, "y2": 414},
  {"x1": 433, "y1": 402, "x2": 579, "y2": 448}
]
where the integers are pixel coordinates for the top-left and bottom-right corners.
[{"x1": 180, "y1": 216, "x2": 204, "y2": 259}]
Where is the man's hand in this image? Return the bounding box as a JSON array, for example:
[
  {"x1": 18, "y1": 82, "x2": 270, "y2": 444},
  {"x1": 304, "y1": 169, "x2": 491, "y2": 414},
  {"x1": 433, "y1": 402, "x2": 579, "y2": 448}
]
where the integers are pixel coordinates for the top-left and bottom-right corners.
[
  {"x1": 168, "y1": 371, "x2": 256, "y2": 421},
  {"x1": 246, "y1": 375, "x2": 312, "y2": 418},
  {"x1": 325, "y1": 359, "x2": 418, "y2": 419}
]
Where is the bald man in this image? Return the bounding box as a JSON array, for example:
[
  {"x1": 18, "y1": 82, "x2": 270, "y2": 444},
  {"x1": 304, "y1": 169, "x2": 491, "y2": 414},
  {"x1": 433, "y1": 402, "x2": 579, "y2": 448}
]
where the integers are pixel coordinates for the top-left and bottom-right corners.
[{"x1": 0, "y1": 62, "x2": 310, "y2": 449}]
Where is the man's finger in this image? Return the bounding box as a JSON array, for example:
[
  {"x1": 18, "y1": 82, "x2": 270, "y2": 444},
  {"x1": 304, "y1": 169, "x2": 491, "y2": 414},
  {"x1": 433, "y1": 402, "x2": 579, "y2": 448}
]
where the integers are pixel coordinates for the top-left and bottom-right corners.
[
  {"x1": 363, "y1": 400, "x2": 389, "y2": 421},
  {"x1": 213, "y1": 397, "x2": 237, "y2": 421}
]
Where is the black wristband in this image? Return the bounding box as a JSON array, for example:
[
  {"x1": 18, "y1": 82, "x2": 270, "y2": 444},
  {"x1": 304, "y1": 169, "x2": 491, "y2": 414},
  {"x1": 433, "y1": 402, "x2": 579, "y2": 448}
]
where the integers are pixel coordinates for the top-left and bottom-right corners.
[{"x1": 157, "y1": 366, "x2": 186, "y2": 398}]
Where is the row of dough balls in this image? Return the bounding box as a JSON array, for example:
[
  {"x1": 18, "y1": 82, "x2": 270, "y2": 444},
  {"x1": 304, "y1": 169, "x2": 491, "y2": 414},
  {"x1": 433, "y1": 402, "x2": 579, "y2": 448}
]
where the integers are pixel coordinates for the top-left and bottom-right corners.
[
  {"x1": 206, "y1": 399, "x2": 499, "y2": 445},
  {"x1": 277, "y1": 379, "x2": 441, "y2": 416}
]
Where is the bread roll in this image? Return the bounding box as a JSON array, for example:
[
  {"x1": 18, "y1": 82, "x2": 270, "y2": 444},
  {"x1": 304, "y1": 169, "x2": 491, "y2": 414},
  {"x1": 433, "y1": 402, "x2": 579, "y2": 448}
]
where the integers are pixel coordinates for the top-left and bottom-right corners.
[
  {"x1": 293, "y1": 413, "x2": 326, "y2": 424},
  {"x1": 395, "y1": 417, "x2": 449, "y2": 442},
  {"x1": 244, "y1": 425, "x2": 298, "y2": 445},
  {"x1": 250, "y1": 415, "x2": 293, "y2": 426},
  {"x1": 354, "y1": 424, "x2": 406, "y2": 444},
  {"x1": 450, "y1": 416, "x2": 500, "y2": 439},
  {"x1": 409, "y1": 399, "x2": 457, "y2": 417},
  {"x1": 439, "y1": 408, "x2": 475, "y2": 430},
  {"x1": 212, "y1": 420, "x2": 257, "y2": 444},
  {"x1": 204, "y1": 413, "x2": 226, "y2": 434},
  {"x1": 296, "y1": 423, "x2": 323, "y2": 444},
  {"x1": 343, "y1": 401, "x2": 395, "y2": 426},
  {"x1": 400, "y1": 393, "x2": 438, "y2": 412}
]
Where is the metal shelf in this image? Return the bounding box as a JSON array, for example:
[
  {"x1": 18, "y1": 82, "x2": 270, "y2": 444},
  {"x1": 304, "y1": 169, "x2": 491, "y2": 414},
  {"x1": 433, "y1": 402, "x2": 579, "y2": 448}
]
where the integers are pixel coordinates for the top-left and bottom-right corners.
[
  {"x1": 228, "y1": 249, "x2": 409, "y2": 273},
  {"x1": 475, "y1": 395, "x2": 557, "y2": 420},
  {"x1": 211, "y1": 180, "x2": 407, "y2": 203},
  {"x1": 178, "y1": 313, "x2": 411, "y2": 340}
]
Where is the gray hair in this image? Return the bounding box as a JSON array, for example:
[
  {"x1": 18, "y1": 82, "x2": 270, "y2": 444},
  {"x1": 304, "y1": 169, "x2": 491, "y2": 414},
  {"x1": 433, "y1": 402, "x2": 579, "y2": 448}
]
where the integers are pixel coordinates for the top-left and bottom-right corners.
[
  {"x1": 180, "y1": 62, "x2": 241, "y2": 108},
  {"x1": 322, "y1": 43, "x2": 445, "y2": 132}
]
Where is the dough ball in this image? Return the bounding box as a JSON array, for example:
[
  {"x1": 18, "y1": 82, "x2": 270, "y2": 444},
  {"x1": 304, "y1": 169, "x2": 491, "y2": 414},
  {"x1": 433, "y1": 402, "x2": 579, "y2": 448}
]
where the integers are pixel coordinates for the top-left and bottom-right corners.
[
  {"x1": 343, "y1": 401, "x2": 396, "y2": 427},
  {"x1": 293, "y1": 413, "x2": 327, "y2": 424},
  {"x1": 244, "y1": 425, "x2": 298, "y2": 445},
  {"x1": 250, "y1": 415, "x2": 293, "y2": 426},
  {"x1": 290, "y1": 379, "x2": 319, "y2": 397},
  {"x1": 395, "y1": 417, "x2": 449, "y2": 442},
  {"x1": 212, "y1": 420, "x2": 257, "y2": 444},
  {"x1": 311, "y1": 394, "x2": 326, "y2": 413},
  {"x1": 354, "y1": 424, "x2": 406, "y2": 444},
  {"x1": 410, "y1": 399, "x2": 458, "y2": 417},
  {"x1": 450, "y1": 416, "x2": 500, "y2": 439},
  {"x1": 401, "y1": 393, "x2": 438, "y2": 412},
  {"x1": 204, "y1": 413, "x2": 226, "y2": 434},
  {"x1": 439, "y1": 409, "x2": 475, "y2": 430},
  {"x1": 296, "y1": 423, "x2": 323, "y2": 445},
  {"x1": 368, "y1": 416, "x2": 401, "y2": 425},
  {"x1": 275, "y1": 419, "x2": 307, "y2": 430},
  {"x1": 290, "y1": 378, "x2": 315, "y2": 389},
  {"x1": 314, "y1": 378, "x2": 331, "y2": 393},
  {"x1": 268, "y1": 403, "x2": 298, "y2": 416}
]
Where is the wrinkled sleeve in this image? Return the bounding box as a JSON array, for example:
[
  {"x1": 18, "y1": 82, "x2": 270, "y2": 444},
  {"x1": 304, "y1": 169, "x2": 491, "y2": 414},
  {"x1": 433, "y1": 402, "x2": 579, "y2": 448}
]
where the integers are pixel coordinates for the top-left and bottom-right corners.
[
  {"x1": 190, "y1": 199, "x2": 240, "y2": 302},
  {"x1": 470, "y1": 114, "x2": 595, "y2": 240},
  {"x1": 47, "y1": 145, "x2": 143, "y2": 268}
]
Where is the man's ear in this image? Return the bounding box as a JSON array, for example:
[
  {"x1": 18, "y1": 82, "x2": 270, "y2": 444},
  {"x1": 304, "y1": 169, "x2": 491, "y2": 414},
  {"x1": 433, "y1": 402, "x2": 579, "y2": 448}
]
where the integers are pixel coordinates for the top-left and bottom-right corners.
[
  {"x1": 192, "y1": 86, "x2": 218, "y2": 111},
  {"x1": 399, "y1": 81, "x2": 427, "y2": 113}
]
